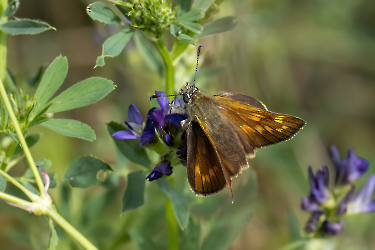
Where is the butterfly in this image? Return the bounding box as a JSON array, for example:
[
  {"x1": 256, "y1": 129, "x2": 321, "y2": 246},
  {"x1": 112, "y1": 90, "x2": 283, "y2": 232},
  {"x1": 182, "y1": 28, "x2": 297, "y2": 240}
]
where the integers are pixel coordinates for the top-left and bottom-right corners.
[{"x1": 178, "y1": 82, "x2": 306, "y2": 201}]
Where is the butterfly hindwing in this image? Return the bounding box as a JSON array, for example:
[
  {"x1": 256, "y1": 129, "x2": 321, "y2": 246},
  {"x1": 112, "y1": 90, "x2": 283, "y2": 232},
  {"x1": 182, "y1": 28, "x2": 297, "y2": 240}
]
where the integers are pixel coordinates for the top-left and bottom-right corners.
[{"x1": 186, "y1": 121, "x2": 227, "y2": 195}]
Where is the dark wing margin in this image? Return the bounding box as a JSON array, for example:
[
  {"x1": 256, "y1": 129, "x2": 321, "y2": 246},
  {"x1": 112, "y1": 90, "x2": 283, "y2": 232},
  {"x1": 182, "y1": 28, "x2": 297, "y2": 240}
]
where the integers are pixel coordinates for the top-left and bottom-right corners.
[
  {"x1": 217, "y1": 92, "x2": 268, "y2": 110},
  {"x1": 186, "y1": 121, "x2": 227, "y2": 196}
]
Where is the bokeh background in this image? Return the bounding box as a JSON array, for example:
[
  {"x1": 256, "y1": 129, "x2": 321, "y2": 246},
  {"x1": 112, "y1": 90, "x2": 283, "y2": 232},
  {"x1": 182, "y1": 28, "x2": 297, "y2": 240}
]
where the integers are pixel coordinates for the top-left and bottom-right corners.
[{"x1": 1, "y1": 0, "x2": 375, "y2": 249}]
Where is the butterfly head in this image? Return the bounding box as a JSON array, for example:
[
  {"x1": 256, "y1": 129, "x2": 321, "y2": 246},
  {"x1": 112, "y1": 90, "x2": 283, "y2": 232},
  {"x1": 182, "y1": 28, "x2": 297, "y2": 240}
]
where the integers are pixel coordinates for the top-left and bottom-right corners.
[{"x1": 179, "y1": 82, "x2": 198, "y2": 104}]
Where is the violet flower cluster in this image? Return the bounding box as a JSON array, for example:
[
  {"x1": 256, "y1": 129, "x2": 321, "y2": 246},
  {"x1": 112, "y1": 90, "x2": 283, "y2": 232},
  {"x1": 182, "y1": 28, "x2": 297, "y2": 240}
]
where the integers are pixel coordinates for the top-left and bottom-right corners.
[
  {"x1": 112, "y1": 91, "x2": 188, "y2": 181},
  {"x1": 301, "y1": 145, "x2": 373, "y2": 236}
]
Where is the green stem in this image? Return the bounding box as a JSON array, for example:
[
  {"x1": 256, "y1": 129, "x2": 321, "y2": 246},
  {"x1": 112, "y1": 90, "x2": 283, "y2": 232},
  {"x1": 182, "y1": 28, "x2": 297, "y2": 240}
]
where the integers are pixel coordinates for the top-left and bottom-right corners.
[
  {"x1": 166, "y1": 197, "x2": 178, "y2": 250},
  {"x1": 1, "y1": 140, "x2": 17, "y2": 171},
  {"x1": 0, "y1": 78, "x2": 45, "y2": 199},
  {"x1": 0, "y1": 0, "x2": 7, "y2": 83},
  {"x1": 0, "y1": 169, "x2": 39, "y2": 200},
  {"x1": 0, "y1": 191, "x2": 31, "y2": 205},
  {"x1": 46, "y1": 208, "x2": 98, "y2": 250},
  {"x1": 154, "y1": 39, "x2": 175, "y2": 95}
]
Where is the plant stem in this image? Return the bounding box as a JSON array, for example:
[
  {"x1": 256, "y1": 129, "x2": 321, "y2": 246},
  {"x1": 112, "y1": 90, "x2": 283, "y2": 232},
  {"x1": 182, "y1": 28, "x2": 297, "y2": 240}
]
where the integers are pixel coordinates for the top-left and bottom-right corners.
[
  {"x1": 0, "y1": 191, "x2": 31, "y2": 205},
  {"x1": 166, "y1": 197, "x2": 178, "y2": 250},
  {"x1": 0, "y1": 169, "x2": 39, "y2": 200},
  {"x1": 0, "y1": 78, "x2": 45, "y2": 199},
  {"x1": 154, "y1": 39, "x2": 175, "y2": 95},
  {"x1": 46, "y1": 207, "x2": 98, "y2": 250},
  {"x1": 0, "y1": 0, "x2": 7, "y2": 83}
]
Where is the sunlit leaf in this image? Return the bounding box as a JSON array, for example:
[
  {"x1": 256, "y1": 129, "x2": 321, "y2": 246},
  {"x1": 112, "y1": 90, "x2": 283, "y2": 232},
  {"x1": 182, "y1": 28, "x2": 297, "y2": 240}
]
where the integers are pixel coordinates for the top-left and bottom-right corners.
[
  {"x1": 0, "y1": 19, "x2": 55, "y2": 35},
  {"x1": 64, "y1": 156, "x2": 113, "y2": 188},
  {"x1": 128, "y1": 228, "x2": 158, "y2": 250},
  {"x1": 194, "y1": 16, "x2": 238, "y2": 38},
  {"x1": 134, "y1": 32, "x2": 164, "y2": 76},
  {"x1": 122, "y1": 171, "x2": 146, "y2": 212},
  {"x1": 157, "y1": 178, "x2": 189, "y2": 229},
  {"x1": 31, "y1": 56, "x2": 68, "y2": 117},
  {"x1": 107, "y1": 122, "x2": 151, "y2": 168},
  {"x1": 176, "y1": 9, "x2": 204, "y2": 23},
  {"x1": 192, "y1": 0, "x2": 215, "y2": 14},
  {"x1": 41, "y1": 119, "x2": 96, "y2": 141},
  {"x1": 176, "y1": 0, "x2": 192, "y2": 16},
  {"x1": 170, "y1": 24, "x2": 196, "y2": 45},
  {"x1": 86, "y1": 2, "x2": 121, "y2": 25},
  {"x1": 14, "y1": 134, "x2": 40, "y2": 155},
  {"x1": 47, "y1": 77, "x2": 115, "y2": 113},
  {"x1": 95, "y1": 28, "x2": 135, "y2": 67},
  {"x1": 0, "y1": 174, "x2": 6, "y2": 192},
  {"x1": 47, "y1": 217, "x2": 58, "y2": 250},
  {"x1": 179, "y1": 21, "x2": 202, "y2": 34}
]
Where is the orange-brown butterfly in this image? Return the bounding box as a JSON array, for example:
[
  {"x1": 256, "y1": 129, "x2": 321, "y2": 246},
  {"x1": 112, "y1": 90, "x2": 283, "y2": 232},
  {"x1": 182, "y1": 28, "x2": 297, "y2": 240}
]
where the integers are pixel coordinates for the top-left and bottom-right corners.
[{"x1": 177, "y1": 49, "x2": 306, "y2": 201}]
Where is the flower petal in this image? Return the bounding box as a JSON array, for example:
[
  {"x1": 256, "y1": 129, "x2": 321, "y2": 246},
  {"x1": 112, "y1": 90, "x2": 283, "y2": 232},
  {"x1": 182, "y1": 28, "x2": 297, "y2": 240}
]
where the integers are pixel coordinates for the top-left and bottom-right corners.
[
  {"x1": 346, "y1": 149, "x2": 369, "y2": 183},
  {"x1": 152, "y1": 108, "x2": 166, "y2": 130},
  {"x1": 321, "y1": 219, "x2": 345, "y2": 236},
  {"x1": 125, "y1": 121, "x2": 143, "y2": 135},
  {"x1": 155, "y1": 90, "x2": 170, "y2": 115},
  {"x1": 349, "y1": 174, "x2": 375, "y2": 213},
  {"x1": 146, "y1": 161, "x2": 173, "y2": 181},
  {"x1": 128, "y1": 104, "x2": 144, "y2": 125},
  {"x1": 164, "y1": 133, "x2": 173, "y2": 146},
  {"x1": 140, "y1": 108, "x2": 158, "y2": 146},
  {"x1": 304, "y1": 210, "x2": 324, "y2": 233},
  {"x1": 112, "y1": 130, "x2": 139, "y2": 140},
  {"x1": 165, "y1": 113, "x2": 188, "y2": 127}
]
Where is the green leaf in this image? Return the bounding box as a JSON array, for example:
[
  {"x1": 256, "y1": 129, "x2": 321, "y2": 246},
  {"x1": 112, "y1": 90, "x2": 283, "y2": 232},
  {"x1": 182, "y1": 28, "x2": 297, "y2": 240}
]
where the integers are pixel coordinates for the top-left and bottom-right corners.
[
  {"x1": 22, "y1": 181, "x2": 39, "y2": 195},
  {"x1": 0, "y1": 19, "x2": 55, "y2": 35},
  {"x1": 3, "y1": 0, "x2": 19, "y2": 17},
  {"x1": 181, "y1": 218, "x2": 201, "y2": 250},
  {"x1": 48, "y1": 173, "x2": 57, "y2": 189},
  {"x1": 28, "y1": 116, "x2": 50, "y2": 127},
  {"x1": 64, "y1": 156, "x2": 113, "y2": 188},
  {"x1": 95, "y1": 28, "x2": 135, "y2": 67},
  {"x1": 170, "y1": 25, "x2": 196, "y2": 45},
  {"x1": 179, "y1": 21, "x2": 202, "y2": 34},
  {"x1": 24, "y1": 160, "x2": 56, "y2": 189},
  {"x1": 47, "y1": 77, "x2": 115, "y2": 113},
  {"x1": 122, "y1": 171, "x2": 146, "y2": 212},
  {"x1": 0, "y1": 174, "x2": 6, "y2": 192},
  {"x1": 41, "y1": 119, "x2": 96, "y2": 141},
  {"x1": 200, "y1": 170, "x2": 257, "y2": 250},
  {"x1": 26, "y1": 66, "x2": 45, "y2": 87},
  {"x1": 35, "y1": 158, "x2": 52, "y2": 170},
  {"x1": 192, "y1": 0, "x2": 215, "y2": 14},
  {"x1": 107, "y1": 122, "x2": 151, "y2": 168},
  {"x1": 175, "y1": 9, "x2": 204, "y2": 22},
  {"x1": 128, "y1": 229, "x2": 158, "y2": 250},
  {"x1": 194, "y1": 16, "x2": 238, "y2": 39},
  {"x1": 176, "y1": 0, "x2": 192, "y2": 16},
  {"x1": 47, "y1": 217, "x2": 58, "y2": 250},
  {"x1": 157, "y1": 178, "x2": 189, "y2": 229},
  {"x1": 31, "y1": 56, "x2": 68, "y2": 117},
  {"x1": 0, "y1": 96, "x2": 9, "y2": 129},
  {"x1": 14, "y1": 134, "x2": 40, "y2": 155},
  {"x1": 86, "y1": 2, "x2": 121, "y2": 25},
  {"x1": 134, "y1": 32, "x2": 164, "y2": 76}
]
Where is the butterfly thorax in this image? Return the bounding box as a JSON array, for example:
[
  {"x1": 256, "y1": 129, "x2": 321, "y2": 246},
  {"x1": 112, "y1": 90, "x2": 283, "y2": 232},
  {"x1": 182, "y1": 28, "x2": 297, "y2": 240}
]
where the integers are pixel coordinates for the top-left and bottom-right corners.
[{"x1": 179, "y1": 82, "x2": 198, "y2": 104}]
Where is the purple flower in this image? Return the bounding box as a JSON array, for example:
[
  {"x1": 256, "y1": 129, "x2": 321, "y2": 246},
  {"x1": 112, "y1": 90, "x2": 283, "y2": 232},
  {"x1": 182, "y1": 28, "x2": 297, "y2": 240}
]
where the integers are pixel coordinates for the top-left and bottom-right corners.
[
  {"x1": 155, "y1": 91, "x2": 169, "y2": 115},
  {"x1": 330, "y1": 146, "x2": 369, "y2": 186},
  {"x1": 146, "y1": 161, "x2": 173, "y2": 181},
  {"x1": 348, "y1": 174, "x2": 375, "y2": 214},
  {"x1": 112, "y1": 104, "x2": 144, "y2": 140},
  {"x1": 304, "y1": 210, "x2": 324, "y2": 233},
  {"x1": 321, "y1": 219, "x2": 345, "y2": 236},
  {"x1": 301, "y1": 166, "x2": 331, "y2": 212}
]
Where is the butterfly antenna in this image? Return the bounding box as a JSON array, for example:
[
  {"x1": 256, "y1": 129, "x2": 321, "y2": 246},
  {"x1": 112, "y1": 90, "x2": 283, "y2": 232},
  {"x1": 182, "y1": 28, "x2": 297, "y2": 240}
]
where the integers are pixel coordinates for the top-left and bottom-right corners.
[
  {"x1": 150, "y1": 94, "x2": 176, "y2": 101},
  {"x1": 193, "y1": 45, "x2": 203, "y2": 86}
]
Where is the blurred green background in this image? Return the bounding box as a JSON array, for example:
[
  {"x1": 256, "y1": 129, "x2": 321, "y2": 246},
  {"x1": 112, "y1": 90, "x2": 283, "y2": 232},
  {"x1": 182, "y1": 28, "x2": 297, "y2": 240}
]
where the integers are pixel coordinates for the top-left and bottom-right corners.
[{"x1": 1, "y1": 0, "x2": 375, "y2": 249}]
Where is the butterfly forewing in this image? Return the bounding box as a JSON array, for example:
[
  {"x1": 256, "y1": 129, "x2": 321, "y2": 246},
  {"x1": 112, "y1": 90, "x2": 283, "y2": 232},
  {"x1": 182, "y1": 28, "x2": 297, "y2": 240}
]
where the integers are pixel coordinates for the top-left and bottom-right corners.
[{"x1": 215, "y1": 95, "x2": 306, "y2": 149}]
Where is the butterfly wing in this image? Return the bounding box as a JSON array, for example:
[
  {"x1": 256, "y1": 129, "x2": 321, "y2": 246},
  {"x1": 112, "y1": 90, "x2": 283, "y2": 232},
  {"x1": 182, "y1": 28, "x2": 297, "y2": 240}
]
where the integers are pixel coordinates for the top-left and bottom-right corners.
[
  {"x1": 187, "y1": 92, "x2": 250, "y2": 199},
  {"x1": 215, "y1": 94, "x2": 306, "y2": 153},
  {"x1": 217, "y1": 92, "x2": 268, "y2": 110},
  {"x1": 186, "y1": 121, "x2": 227, "y2": 196}
]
